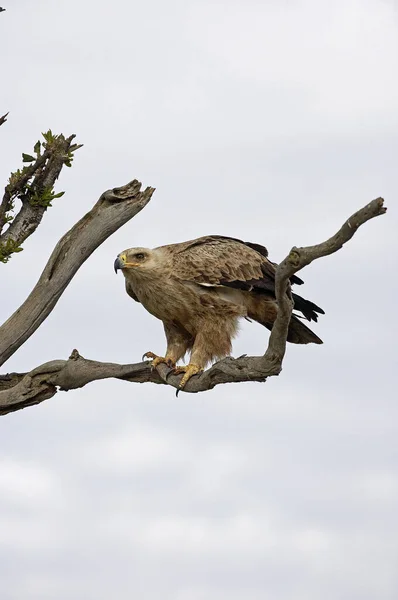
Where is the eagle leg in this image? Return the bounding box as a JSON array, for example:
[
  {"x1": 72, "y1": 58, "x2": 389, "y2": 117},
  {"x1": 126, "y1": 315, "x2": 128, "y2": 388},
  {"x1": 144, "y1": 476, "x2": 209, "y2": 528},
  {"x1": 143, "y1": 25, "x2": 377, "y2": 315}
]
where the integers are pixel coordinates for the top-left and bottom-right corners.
[
  {"x1": 142, "y1": 351, "x2": 175, "y2": 369},
  {"x1": 173, "y1": 363, "x2": 203, "y2": 389}
]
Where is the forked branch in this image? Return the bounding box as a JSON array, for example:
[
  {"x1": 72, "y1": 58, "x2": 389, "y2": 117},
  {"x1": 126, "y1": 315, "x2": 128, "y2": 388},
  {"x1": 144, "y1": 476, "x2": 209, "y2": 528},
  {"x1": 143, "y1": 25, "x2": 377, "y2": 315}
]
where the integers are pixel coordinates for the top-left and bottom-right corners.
[
  {"x1": 0, "y1": 197, "x2": 386, "y2": 415},
  {"x1": 0, "y1": 180, "x2": 155, "y2": 367}
]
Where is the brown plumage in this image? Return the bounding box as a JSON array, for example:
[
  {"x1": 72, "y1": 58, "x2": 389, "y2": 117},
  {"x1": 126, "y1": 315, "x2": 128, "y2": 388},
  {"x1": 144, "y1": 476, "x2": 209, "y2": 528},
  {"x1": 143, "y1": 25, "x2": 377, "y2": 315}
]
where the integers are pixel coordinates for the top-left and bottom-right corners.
[{"x1": 114, "y1": 235, "x2": 324, "y2": 388}]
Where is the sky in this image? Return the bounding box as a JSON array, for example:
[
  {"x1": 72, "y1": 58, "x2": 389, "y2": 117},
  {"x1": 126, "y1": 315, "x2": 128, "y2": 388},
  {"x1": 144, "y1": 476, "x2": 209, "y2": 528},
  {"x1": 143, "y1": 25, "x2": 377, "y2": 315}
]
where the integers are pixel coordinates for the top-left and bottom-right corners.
[{"x1": 0, "y1": 0, "x2": 397, "y2": 598}]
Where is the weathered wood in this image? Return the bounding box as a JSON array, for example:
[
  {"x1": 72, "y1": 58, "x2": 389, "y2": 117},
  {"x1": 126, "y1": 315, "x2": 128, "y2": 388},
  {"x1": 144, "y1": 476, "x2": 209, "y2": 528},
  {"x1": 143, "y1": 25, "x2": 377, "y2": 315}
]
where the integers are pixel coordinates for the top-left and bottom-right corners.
[{"x1": 0, "y1": 180, "x2": 155, "y2": 367}]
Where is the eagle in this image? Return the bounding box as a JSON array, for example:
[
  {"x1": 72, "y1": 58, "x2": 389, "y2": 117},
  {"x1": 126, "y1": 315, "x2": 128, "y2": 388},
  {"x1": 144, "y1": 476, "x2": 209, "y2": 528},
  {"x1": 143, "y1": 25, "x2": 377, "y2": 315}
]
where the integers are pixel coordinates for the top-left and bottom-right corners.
[{"x1": 114, "y1": 235, "x2": 324, "y2": 389}]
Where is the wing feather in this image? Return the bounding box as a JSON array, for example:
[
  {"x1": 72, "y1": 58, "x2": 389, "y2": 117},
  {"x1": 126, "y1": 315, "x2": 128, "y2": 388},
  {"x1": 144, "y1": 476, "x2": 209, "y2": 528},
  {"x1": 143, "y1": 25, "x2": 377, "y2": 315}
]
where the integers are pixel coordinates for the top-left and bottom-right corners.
[
  {"x1": 166, "y1": 235, "x2": 303, "y2": 287},
  {"x1": 167, "y1": 235, "x2": 324, "y2": 322},
  {"x1": 170, "y1": 236, "x2": 274, "y2": 291}
]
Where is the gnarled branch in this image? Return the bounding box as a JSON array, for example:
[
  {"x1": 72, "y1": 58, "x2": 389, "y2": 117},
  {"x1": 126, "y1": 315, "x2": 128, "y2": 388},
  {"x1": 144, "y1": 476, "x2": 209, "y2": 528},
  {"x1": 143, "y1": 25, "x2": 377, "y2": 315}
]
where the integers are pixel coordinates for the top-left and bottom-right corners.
[
  {"x1": 0, "y1": 198, "x2": 386, "y2": 416},
  {"x1": 0, "y1": 180, "x2": 155, "y2": 367}
]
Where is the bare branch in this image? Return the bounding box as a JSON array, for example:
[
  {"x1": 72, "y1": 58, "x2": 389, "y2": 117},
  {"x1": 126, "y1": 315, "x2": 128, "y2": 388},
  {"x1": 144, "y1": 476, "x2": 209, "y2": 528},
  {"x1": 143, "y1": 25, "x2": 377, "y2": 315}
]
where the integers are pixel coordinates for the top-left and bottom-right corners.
[
  {"x1": 277, "y1": 197, "x2": 387, "y2": 272},
  {"x1": 0, "y1": 198, "x2": 386, "y2": 415},
  {"x1": 0, "y1": 180, "x2": 155, "y2": 367},
  {"x1": 263, "y1": 197, "x2": 387, "y2": 366},
  {"x1": 0, "y1": 112, "x2": 8, "y2": 127},
  {"x1": 0, "y1": 350, "x2": 277, "y2": 415}
]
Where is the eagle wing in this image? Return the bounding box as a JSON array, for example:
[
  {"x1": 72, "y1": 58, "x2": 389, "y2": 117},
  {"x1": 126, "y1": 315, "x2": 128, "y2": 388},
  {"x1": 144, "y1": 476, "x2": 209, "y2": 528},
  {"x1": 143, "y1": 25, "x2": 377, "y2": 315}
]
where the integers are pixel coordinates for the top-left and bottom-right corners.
[
  {"x1": 168, "y1": 235, "x2": 278, "y2": 294},
  {"x1": 165, "y1": 235, "x2": 323, "y2": 323}
]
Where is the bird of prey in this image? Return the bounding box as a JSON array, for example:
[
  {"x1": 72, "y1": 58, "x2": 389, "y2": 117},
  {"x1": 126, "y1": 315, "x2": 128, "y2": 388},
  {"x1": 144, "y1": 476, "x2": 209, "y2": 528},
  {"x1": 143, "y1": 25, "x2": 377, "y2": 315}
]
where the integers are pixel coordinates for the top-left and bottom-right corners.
[{"x1": 114, "y1": 235, "x2": 324, "y2": 389}]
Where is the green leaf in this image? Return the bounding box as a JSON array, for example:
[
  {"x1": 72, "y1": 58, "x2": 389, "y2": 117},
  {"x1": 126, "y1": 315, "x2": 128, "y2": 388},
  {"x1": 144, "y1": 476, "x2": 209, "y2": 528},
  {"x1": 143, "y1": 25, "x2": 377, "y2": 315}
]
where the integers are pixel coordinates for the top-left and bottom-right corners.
[
  {"x1": 34, "y1": 140, "x2": 41, "y2": 155},
  {"x1": 0, "y1": 238, "x2": 24, "y2": 263},
  {"x1": 42, "y1": 129, "x2": 55, "y2": 144},
  {"x1": 52, "y1": 191, "x2": 65, "y2": 199},
  {"x1": 22, "y1": 153, "x2": 35, "y2": 163}
]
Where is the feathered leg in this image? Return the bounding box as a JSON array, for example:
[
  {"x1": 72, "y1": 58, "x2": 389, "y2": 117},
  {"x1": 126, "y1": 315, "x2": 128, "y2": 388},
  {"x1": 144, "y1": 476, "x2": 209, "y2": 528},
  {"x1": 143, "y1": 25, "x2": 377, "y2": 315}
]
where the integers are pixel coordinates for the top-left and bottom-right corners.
[
  {"x1": 143, "y1": 322, "x2": 193, "y2": 368},
  {"x1": 175, "y1": 318, "x2": 237, "y2": 389}
]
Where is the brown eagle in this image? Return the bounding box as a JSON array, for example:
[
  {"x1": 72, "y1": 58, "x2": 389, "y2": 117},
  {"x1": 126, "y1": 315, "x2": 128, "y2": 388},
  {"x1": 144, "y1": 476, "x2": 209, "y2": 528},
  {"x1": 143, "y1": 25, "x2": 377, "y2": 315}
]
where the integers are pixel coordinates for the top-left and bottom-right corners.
[{"x1": 114, "y1": 235, "x2": 324, "y2": 389}]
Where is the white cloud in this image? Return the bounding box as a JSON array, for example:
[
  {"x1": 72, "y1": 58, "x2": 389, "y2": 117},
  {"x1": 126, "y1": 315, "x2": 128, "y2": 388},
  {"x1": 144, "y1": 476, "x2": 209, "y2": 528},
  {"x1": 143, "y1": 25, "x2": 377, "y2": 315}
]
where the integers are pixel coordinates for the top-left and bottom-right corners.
[
  {"x1": 353, "y1": 471, "x2": 398, "y2": 503},
  {"x1": 0, "y1": 459, "x2": 56, "y2": 505},
  {"x1": 82, "y1": 424, "x2": 191, "y2": 473}
]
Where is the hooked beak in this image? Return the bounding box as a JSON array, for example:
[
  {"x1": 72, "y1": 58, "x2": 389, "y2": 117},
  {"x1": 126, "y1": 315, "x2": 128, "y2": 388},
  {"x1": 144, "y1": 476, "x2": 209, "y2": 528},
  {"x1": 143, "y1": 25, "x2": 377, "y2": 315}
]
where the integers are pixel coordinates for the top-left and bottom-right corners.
[
  {"x1": 114, "y1": 254, "x2": 126, "y2": 274},
  {"x1": 114, "y1": 253, "x2": 141, "y2": 273}
]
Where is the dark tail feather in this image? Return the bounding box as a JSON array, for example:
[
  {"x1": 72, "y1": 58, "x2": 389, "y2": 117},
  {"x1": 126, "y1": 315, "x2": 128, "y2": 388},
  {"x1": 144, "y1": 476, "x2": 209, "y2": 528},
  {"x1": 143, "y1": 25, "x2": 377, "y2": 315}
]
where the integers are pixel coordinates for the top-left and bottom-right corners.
[
  {"x1": 292, "y1": 293, "x2": 325, "y2": 322},
  {"x1": 260, "y1": 314, "x2": 323, "y2": 345},
  {"x1": 286, "y1": 314, "x2": 323, "y2": 344}
]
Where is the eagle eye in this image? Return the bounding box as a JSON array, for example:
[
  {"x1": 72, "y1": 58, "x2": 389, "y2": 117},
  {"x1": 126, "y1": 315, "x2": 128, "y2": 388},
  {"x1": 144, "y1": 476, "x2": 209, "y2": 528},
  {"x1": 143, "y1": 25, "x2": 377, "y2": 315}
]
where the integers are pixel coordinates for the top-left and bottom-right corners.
[{"x1": 134, "y1": 252, "x2": 145, "y2": 260}]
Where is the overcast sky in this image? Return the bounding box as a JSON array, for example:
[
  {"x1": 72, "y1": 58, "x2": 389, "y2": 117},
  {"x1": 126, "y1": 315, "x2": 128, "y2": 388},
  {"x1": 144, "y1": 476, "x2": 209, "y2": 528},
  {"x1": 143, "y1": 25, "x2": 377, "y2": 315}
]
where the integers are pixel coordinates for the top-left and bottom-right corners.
[{"x1": 1, "y1": 1, "x2": 397, "y2": 599}]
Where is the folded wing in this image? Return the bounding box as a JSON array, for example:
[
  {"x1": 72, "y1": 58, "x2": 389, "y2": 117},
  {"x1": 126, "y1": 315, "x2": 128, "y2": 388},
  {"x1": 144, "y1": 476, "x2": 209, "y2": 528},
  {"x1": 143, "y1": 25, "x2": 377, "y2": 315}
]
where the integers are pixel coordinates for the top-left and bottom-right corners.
[{"x1": 170, "y1": 236, "x2": 322, "y2": 314}]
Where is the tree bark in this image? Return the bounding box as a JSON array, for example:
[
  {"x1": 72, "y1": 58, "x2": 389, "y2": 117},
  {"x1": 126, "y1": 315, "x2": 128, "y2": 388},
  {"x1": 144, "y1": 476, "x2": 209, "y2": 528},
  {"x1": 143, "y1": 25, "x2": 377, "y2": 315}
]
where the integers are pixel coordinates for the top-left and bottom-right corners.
[{"x1": 0, "y1": 180, "x2": 155, "y2": 367}]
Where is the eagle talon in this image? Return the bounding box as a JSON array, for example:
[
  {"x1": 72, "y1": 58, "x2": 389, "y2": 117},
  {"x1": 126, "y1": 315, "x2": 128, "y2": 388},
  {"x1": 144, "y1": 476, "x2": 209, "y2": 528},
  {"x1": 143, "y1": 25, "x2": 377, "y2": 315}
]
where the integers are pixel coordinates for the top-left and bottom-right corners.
[
  {"x1": 142, "y1": 352, "x2": 175, "y2": 370},
  {"x1": 173, "y1": 363, "x2": 203, "y2": 390},
  {"x1": 165, "y1": 366, "x2": 178, "y2": 381}
]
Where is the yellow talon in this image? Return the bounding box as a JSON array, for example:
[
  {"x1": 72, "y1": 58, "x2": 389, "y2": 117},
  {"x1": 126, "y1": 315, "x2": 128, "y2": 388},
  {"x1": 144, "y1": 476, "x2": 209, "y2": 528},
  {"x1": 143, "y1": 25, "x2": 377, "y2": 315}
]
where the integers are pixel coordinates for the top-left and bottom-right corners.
[
  {"x1": 173, "y1": 363, "x2": 203, "y2": 389},
  {"x1": 142, "y1": 352, "x2": 175, "y2": 369}
]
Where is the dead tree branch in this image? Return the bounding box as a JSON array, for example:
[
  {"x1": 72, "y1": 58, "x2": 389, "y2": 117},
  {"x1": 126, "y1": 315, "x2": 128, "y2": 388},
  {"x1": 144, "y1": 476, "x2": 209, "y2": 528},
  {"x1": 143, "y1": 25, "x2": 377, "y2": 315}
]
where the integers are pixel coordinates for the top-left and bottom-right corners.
[
  {"x1": 0, "y1": 180, "x2": 155, "y2": 367},
  {"x1": 0, "y1": 198, "x2": 386, "y2": 415},
  {"x1": 263, "y1": 196, "x2": 387, "y2": 364}
]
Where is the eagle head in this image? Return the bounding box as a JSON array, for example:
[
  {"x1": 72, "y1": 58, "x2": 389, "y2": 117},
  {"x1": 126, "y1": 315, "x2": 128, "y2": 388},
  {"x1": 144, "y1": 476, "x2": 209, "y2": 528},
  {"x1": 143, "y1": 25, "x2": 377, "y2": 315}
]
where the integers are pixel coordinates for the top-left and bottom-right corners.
[{"x1": 114, "y1": 247, "x2": 158, "y2": 274}]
